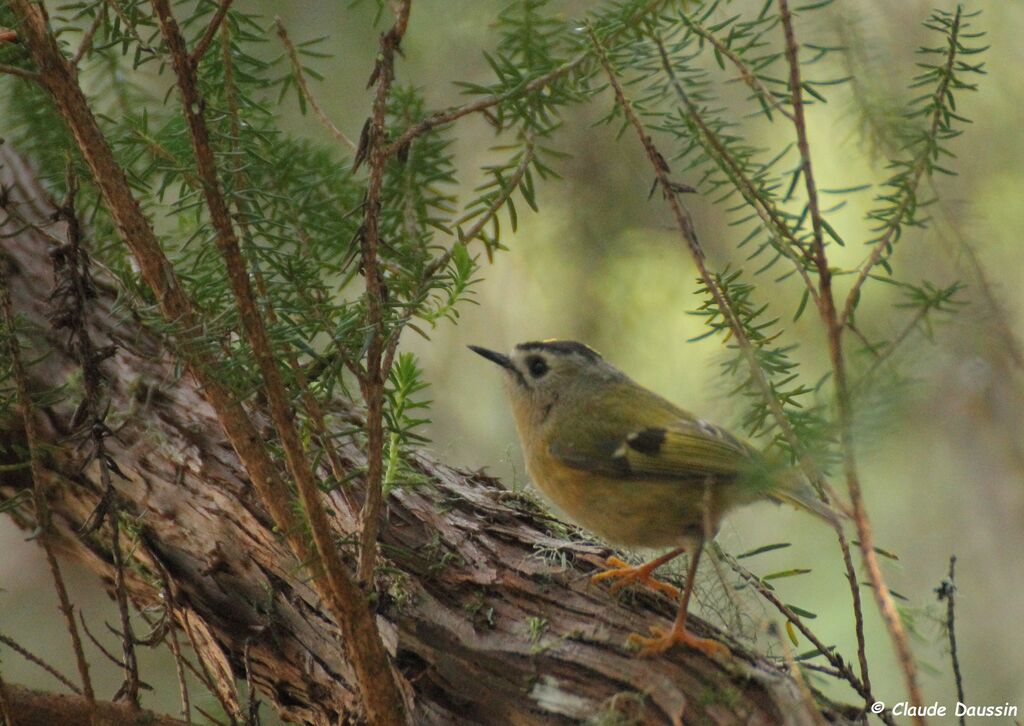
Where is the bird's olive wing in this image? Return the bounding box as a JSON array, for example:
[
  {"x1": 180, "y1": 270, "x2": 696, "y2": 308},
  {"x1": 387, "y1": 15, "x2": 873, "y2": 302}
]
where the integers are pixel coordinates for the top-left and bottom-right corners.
[{"x1": 548, "y1": 389, "x2": 756, "y2": 482}]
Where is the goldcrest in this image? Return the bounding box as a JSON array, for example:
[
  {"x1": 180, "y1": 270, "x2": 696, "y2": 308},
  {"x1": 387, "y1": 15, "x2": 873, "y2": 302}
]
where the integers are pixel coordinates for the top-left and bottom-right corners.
[{"x1": 471, "y1": 339, "x2": 835, "y2": 656}]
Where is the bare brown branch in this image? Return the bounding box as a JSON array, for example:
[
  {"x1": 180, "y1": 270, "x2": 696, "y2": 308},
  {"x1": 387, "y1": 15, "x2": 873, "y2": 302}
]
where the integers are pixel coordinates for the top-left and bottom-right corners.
[
  {"x1": 0, "y1": 634, "x2": 82, "y2": 696},
  {"x1": 189, "y1": 0, "x2": 233, "y2": 66},
  {"x1": 0, "y1": 212, "x2": 96, "y2": 710},
  {"x1": 275, "y1": 17, "x2": 357, "y2": 153},
  {"x1": 777, "y1": 2, "x2": 924, "y2": 718},
  {"x1": 356, "y1": 0, "x2": 412, "y2": 587}
]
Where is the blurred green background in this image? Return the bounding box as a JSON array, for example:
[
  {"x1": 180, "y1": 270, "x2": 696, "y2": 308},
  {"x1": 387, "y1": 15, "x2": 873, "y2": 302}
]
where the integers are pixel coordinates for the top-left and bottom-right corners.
[{"x1": 2, "y1": 0, "x2": 1022, "y2": 721}]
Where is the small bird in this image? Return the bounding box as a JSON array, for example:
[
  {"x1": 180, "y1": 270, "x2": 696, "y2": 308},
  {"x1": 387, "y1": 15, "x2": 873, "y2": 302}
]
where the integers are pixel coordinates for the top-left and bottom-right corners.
[{"x1": 470, "y1": 339, "x2": 835, "y2": 657}]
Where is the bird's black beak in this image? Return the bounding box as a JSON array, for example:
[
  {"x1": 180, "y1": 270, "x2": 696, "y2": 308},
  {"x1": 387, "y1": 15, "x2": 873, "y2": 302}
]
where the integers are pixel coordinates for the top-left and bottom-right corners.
[{"x1": 468, "y1": 345, "x2": 514, "y2": 371}]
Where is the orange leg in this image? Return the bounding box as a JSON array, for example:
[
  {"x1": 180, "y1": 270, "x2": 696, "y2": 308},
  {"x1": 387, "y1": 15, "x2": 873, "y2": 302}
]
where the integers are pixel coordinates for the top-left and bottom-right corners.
[
  {"x1": 590, "y1": 547, "x2": 685, "y2": 599},
  {"x1": 627, "y1": 543, "x2": 730, "y2": 659}
]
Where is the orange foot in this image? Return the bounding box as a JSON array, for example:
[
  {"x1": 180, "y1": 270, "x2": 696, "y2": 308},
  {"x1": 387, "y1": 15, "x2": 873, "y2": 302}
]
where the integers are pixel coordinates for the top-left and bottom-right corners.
[
  {"x1": 627, "y1": 625, "x2": 730, "y2": 659},
  {"x1": 591, "y1": 556, "x2": 681, "y2": 599}
]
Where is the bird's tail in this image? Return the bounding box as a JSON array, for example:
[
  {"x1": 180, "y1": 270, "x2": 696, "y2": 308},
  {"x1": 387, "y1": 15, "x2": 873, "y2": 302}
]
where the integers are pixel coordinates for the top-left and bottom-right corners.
[{"x1": 768, "y1": 478, "x2": 845, "y2": 527}]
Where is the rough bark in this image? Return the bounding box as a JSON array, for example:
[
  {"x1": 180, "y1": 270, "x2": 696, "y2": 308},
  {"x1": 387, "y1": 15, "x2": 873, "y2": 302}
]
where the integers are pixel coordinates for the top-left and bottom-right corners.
[{"x1": 0, "y1": 147, "x2": 856, "y2": 725}]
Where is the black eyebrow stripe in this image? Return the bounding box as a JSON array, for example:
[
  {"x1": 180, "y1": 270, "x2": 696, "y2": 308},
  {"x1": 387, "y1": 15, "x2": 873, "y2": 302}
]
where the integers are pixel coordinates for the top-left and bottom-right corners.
[{"x1": 516, "y1": 340, "x2": 602, "y2": 361}]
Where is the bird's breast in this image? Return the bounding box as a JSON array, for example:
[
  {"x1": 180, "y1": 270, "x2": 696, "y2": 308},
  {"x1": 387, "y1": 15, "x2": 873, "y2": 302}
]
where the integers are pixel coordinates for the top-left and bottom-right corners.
[{"x1": 525, "y1": 443, "x2": 717, "y2": 549}]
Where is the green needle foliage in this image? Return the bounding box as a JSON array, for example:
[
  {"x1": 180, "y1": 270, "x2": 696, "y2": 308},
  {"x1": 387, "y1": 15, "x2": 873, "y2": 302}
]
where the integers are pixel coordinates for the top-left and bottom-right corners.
[
  {"x1": 0, "y1": 0, "x2": 678, "y2": 510},
  {"x1": 0, "y1": 0, "x2": 990, "y2": 715}
]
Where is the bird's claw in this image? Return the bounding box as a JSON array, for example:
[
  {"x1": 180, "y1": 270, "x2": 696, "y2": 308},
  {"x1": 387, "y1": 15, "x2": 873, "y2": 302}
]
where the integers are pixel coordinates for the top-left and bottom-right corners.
[
  {"x1": 590, "y1": 556, "x2": 681, "y2": 599},
  {"x1": 627, "y1": 625, "x2": 730, "y2": 659}
]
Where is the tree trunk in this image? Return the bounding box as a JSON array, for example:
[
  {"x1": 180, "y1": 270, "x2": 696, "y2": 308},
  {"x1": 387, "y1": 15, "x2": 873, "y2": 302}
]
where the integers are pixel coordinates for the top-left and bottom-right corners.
[{"x1": 0, "y1": 146, "x2": 855, "y2": 725}]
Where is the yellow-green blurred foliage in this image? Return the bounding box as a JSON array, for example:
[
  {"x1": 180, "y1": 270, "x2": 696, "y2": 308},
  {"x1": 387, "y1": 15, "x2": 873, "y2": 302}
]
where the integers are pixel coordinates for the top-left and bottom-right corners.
[{"x1": 3, "y1": 0, "x2": 1021, "y2": 721}]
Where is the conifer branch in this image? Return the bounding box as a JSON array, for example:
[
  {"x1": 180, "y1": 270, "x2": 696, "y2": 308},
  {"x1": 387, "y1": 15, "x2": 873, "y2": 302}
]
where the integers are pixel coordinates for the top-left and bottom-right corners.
[
  {"x1": 651, "y1": 36, "x2": 820, "y2": 308},
  {"x1": 384, "y1": 59, "x2": 577, "y2": 157},
  {"x1": 679, "y1": 12, "x2": 794, "y2": 122},
  {"x1": 589, "y1": 26, "x2": 810, "y2": 482},
  {"x1": 275, "y1": 17, "x2": 357, "y2": 153},
  {"x1": 840, "y1": 7, "x2": 964, "y2": 329},
  {"x1": 149, "y1": 2, "x2": 406, "y2": 722},
  {"x1": 10, "y1": 2, "x2": 406, "y2": 721},
  {"x1": 777, "y1": 0, "x2": 923, "y2": 717},
  {"x1": 718, "y1": 549, "x2": 895, "y2": 725},
  {"x1": 384, "y1": 0, "x2": 669, "y2": 157},
  {"x1": 356, "y1": 0, "x2": 412, "y2": 588},
  {"x1": 189, "y1": 0, "x2": 234, "y2": 66}
]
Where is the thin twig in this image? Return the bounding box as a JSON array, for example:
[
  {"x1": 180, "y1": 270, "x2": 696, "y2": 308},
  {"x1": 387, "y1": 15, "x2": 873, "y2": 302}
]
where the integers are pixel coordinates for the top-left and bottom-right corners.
[
  {"x1": 718, "y1": 552, "x2": 894, "y2": 725},
  {"x1": 840, "y1": 8, "x2": 963, "y2": 329},
  {"x1": 0, "y1": 633, "x2": 83, "y2": 696},
  {"x1": 275, "y1": 17, "x2": 356, "y2": 152},
  {"x1": 79, "y1": 612, "x2": 127, "y2": 669},
  {"x1": 195, "y1": 705, "x2": 230, "y2": 726},
  {"x1": 110, "y1": 515, "x2": 141, "y2": 706},
  {"x1": 189, "y1": 0, "x2": 234, "y2": 66},
  {"x1": 72, "y1": 8, "x2": 105, "y2": 66},
  {"x1": 777, "y1": 1, "x2": 923, "y2": 717},
  {"x1": 855, "y1": 305, "x2": 930, "y2": 388},
  {"x1": 833, "y1": 524, "x2": 871, "y2": 707},
  {"x1": 777, "y1": 0, "x2": 827, "y2": 273},
  {"x1": 0, "y1": 64, "x2": 40, "y2": 81},
  {"x1": 0, "y1": 246, "x2": 96, "y2": 708},
  {"x1": 938, "y1": 556, "x2": 966, "y2": 726},
  {"x1": 159, "y1": 572, "x2": 193, "y2": 726},
  {"x1": 679, "y1": 13, "x2": 794, "y2": 122},
  {"x1": 356, "y1": 0, "x2": 412, "y2": 586}
]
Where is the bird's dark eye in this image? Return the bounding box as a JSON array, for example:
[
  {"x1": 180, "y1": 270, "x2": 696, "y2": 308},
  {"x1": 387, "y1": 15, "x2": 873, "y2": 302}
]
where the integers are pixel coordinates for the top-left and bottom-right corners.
[{"x1": 527, "y1": 355, "x2": 549, "y2": 378}]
